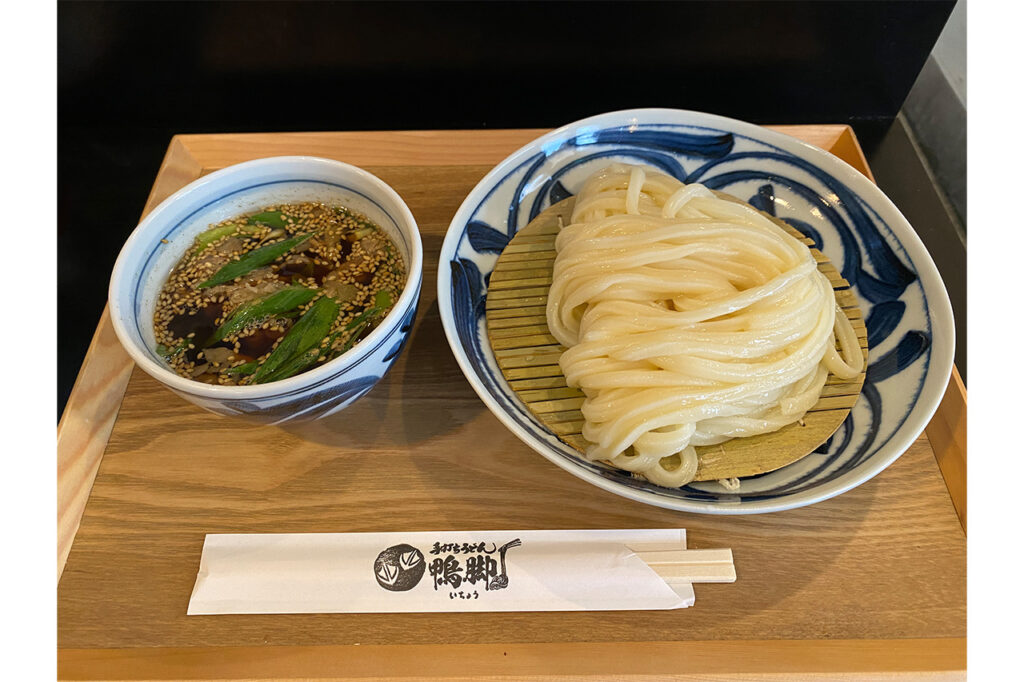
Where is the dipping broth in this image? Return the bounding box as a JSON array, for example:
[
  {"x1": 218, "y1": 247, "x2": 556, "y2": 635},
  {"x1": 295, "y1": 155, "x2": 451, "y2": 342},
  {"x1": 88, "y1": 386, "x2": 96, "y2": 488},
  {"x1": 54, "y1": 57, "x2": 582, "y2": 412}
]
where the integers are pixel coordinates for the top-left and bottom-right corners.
[{"x1": 153, "y1": 202, "x2": 406, "y2": 385}]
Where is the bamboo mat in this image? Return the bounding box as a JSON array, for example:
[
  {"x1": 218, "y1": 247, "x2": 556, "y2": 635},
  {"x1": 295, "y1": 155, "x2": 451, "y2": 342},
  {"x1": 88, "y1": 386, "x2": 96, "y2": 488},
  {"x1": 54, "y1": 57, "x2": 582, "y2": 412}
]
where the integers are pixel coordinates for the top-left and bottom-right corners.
[{"x1": 486, "y1": 197, "x2": 868, "y2": 481}]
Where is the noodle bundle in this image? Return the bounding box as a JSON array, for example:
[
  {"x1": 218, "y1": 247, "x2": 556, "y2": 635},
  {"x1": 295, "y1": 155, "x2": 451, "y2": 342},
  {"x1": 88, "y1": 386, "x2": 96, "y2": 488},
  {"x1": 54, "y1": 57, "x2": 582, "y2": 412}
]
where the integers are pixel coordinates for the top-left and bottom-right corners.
[{"x1": 546, "y1": 164, "x2": 864, "y2": 487}]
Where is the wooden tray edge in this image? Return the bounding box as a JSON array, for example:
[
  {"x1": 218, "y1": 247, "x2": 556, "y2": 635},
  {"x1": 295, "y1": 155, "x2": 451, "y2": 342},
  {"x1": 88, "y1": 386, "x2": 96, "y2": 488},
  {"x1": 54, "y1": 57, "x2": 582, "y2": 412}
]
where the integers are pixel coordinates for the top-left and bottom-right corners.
[
  {"x1": 59, "y1": 637, "x2": 966, "y2": 681},
  {"x1": 57, "y1": 136, "x2": 204, "y2": 581},
  {"x1": 924, "y1": 366, "x2": 967, "y2": 530}
]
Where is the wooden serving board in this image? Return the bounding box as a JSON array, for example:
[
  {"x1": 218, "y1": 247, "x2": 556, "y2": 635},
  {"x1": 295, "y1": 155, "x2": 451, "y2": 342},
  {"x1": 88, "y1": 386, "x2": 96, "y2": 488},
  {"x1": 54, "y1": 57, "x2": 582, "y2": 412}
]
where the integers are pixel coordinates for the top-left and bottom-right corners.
[
  {"x1": 57, "y1": 127, "x2": 966, "y2": 681},
  {"x1": 486, "y1": 196, "x2": 868, "y2": 482}
]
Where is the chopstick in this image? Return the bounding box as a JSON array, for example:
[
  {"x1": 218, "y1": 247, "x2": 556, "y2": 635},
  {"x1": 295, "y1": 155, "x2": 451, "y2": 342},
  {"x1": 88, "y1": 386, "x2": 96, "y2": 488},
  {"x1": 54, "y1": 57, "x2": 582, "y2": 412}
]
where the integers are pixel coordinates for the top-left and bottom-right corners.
[{"x1": 634, "y1": 548, "x2": 736, "y2": 584}]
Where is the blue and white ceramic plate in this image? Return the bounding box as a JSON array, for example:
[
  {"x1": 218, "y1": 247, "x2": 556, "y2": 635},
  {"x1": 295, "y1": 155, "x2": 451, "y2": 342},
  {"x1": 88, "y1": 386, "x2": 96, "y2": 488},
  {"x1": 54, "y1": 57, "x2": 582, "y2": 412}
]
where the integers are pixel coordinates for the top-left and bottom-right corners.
[{"x1": 437, "y1": 108, "x2": 954, "y2": 514}]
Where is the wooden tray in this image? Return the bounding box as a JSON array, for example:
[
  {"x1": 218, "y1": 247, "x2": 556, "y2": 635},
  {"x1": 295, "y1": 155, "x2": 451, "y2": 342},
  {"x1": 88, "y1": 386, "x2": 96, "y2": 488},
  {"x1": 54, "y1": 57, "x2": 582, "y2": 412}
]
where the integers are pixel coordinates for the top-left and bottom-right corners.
[{"x1": 57, "y1": 127, "x2": 967, "y2": 681}]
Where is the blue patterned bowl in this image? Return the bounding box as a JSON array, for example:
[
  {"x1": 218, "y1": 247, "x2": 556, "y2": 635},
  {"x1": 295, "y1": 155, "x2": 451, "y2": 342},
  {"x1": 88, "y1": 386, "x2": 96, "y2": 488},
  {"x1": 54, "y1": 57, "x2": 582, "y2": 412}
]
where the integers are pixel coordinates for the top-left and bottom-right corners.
[
  {"x1": 109, "y1": 156, "x2": 422, "y2": 424},
  {"x1": 437, "y1": 109, "x2": 954, "y2": 514}
]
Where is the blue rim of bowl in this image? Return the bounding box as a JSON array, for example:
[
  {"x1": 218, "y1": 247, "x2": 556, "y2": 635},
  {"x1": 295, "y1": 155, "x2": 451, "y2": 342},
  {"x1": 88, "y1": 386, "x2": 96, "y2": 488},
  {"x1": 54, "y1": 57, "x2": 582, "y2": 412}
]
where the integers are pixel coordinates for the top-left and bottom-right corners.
[
  {"x1": 437, "y1": 108, "x2": 954, "y2": 514},
  {"x1": 109, "y1": 156, "x2": 423, "y2": 400}
]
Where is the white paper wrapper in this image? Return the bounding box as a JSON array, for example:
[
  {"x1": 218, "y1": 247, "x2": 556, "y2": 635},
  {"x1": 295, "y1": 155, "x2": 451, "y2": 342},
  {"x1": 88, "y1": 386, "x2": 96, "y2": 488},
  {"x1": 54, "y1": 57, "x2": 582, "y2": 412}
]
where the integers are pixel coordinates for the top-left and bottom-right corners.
[{"x1": 188, "y1": 529, "x2": 695, "y2": 614}]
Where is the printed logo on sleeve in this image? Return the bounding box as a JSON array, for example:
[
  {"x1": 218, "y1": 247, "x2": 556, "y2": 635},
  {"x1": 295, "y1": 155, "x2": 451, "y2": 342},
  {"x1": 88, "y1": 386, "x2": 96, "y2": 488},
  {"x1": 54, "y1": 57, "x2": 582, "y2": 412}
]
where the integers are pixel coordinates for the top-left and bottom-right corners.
[{"x1": 374, "y1": 538, "x2": 522, "y2": 599}]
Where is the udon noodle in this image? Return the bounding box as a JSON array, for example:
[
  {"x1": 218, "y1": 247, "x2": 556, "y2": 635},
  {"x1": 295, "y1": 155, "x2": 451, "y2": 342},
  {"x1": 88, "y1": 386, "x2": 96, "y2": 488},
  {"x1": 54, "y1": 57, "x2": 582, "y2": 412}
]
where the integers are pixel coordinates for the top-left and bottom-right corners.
[{"x1": 546, "y1": 164, "x2": 863, "y2": 487}]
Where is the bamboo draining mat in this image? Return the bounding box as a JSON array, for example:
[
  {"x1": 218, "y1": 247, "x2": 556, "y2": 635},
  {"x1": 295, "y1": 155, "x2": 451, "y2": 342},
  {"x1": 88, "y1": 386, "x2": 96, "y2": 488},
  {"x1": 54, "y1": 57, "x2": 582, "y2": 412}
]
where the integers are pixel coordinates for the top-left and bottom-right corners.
[
  {"x1": 486, "y1": 196, "x2": 868, "y2": 481},
  {"x1": 57, "y1": 127, "x2": 965, "y2": 681}
]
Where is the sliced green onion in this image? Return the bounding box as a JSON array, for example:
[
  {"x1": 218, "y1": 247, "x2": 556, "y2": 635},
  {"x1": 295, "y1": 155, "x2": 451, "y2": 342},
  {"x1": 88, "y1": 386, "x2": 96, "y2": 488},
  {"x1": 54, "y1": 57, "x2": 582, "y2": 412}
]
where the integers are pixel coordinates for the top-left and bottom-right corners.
[
  {"x1": 343, "y1": 290, "x2": 394, "y2": 331},
  {"x1": 197, "y1": 232, "x2": 315, "y2": 288},
  {"x1": 252, "y1": 295, "x2": 340, "y2": 384},
  {"x1": 192, "y1": 222, "x2": 260, "y2": 255},
  {"x1": 343, "y1": 306, "x2": 377, "y2": 333},
  {"x1": 206, "y1": 286, "x2": 316, "y2": 345},
  {"x1": 341, "y1": 319, "x2": 371, "y2": 352},
  {"x1": 224, "y1": 361, "x2": 258, "y2": 376},
  {"x1": 194, "y1": 225, "x2": 237, "y2": 251},
  {"x1": 335, "y1": 290, "x2": 395, "y2": 352},
  {"x1": 254, "y1": 346, "x2": 321, "y2": 384},
  {"x1": 247, "y1": 210, "x2": 289, "y2": 228}
]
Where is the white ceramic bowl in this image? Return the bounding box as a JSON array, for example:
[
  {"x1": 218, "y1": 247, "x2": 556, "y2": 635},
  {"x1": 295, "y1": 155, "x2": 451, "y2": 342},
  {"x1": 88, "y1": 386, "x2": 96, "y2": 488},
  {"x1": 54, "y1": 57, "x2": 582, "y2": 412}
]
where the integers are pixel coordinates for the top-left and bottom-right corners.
[
  {"x1": 438, "y1": 108, "x2": 954, "y2": 514},
  {"x1": 109, "y1": 156, "x2": 423, "y2": 423}
]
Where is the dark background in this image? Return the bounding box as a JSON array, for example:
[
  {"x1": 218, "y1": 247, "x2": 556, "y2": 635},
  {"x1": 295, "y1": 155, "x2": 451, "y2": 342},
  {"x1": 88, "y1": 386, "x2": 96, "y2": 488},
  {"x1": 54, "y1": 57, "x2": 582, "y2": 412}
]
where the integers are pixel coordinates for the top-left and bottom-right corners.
[{"x1": 58, "y1": 0, "x2": 961, "y2": 418}]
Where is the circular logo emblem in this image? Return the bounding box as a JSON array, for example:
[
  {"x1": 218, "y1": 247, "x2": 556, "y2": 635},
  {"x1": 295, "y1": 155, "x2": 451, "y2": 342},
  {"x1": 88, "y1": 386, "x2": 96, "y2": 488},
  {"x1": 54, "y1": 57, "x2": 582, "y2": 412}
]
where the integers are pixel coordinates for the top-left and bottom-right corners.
[{"x1": 373, "y1": 544, "x2": 426, "y2": 591}]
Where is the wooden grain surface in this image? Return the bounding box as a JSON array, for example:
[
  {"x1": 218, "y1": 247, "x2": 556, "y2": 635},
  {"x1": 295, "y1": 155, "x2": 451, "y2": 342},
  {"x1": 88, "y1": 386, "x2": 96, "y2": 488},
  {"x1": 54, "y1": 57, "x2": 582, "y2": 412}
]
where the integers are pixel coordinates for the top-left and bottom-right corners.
[
  {"x1": 486, "y1": 196, "x2": 868, "y2": 482},
  {"x1": 57, "y1": 127, "x2": 966, "y2": 680}
]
